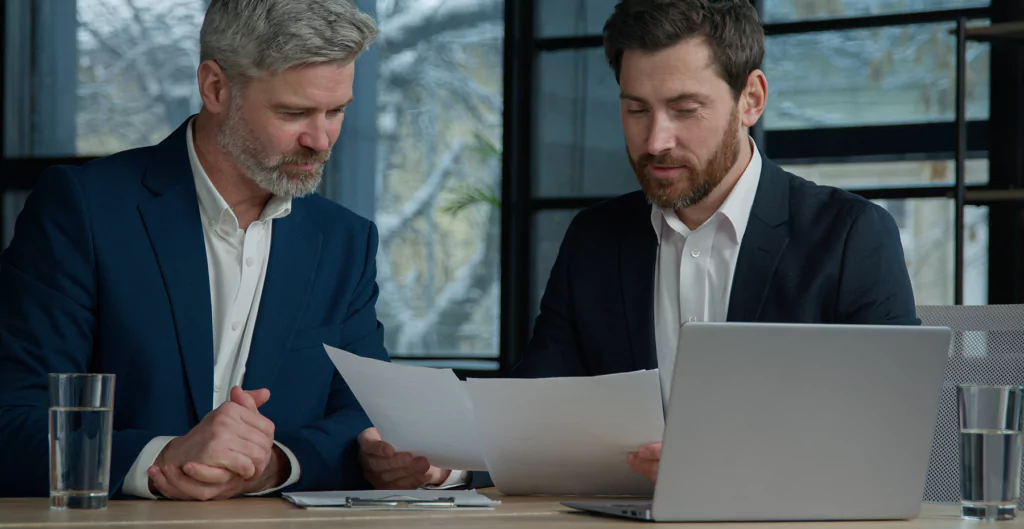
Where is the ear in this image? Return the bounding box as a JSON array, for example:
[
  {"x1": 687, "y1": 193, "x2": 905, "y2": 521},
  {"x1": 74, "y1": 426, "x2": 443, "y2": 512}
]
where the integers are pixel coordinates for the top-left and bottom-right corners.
[
  {"x1": 197, "y1": 60, "x2": 232, "y2": 115},
  {"x1": 739, "y1": 69, "x2": 767, "y2": 129}
]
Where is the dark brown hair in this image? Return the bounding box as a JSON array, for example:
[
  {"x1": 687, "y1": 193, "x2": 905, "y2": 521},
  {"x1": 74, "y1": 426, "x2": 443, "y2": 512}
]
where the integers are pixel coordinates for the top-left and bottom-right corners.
[{"x1": 603, "y1": 0, "x2": 764, "y2": 99}]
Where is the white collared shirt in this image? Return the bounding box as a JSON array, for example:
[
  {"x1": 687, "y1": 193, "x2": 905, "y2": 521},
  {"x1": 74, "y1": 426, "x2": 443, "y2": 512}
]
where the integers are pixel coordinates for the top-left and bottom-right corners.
[
  {"x1": 123, "y1": 120, "x2": 301, "y2": 498},
  {"x1": 652, "y1": 139, "x2": 762, "y2": 406}
]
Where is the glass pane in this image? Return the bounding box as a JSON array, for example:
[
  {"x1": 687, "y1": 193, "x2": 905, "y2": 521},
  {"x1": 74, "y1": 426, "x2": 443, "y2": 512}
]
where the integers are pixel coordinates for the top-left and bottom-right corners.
[
  {"x1": 874, "y1": 198, "x2": 987, "y2": 305},
  {"x1": 530, "y1": 210, "x2": 580, "y2": 333},
  {"x1": 2, "y1": 0, "x2": 202, "y2": 157},
  {"x1": 782, "y1": 158, "x2": 988, "y2": 189},
  {"x1": 536, "y1": 0, "x2": 617, "y2": 38},
  {"x1": 963, "y1": 205, "x2": 988, "y2": 305},
  {"x1": 763, "y1": 0, "x2": 989, "y2": 23},
  {"x1": 76, "y1": 0, "x2": 204, "y2": 155},
  {"x1": 534, "y1": 48, "x2": 636, "y2": 198},
  {"x1": 361, "y1": 0, "x2": 503, "y2": 358},
  {"x1": 764, "y1": 23, "x2": 990, "y2": 130}
]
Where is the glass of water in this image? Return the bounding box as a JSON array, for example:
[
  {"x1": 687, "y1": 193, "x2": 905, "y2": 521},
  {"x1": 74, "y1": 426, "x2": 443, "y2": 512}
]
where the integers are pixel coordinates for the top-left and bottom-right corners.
[
  {"x1": 49, "y1": 373, "x2": 115, "y2": 509},
  {"x1": 958, "y1": 384, "x2": 1024, "y2": 521}
]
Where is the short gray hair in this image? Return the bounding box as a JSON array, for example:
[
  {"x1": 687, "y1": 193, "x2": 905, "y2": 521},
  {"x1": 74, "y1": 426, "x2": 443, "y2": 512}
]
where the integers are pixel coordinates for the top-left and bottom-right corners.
[{"x1": 200, "y1": 0, "x2": 378, "y2": 81}]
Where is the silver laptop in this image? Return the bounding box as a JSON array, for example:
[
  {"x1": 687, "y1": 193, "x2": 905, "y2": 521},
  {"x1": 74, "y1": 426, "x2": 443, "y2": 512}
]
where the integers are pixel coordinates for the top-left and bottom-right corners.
[{"x1": 564, "y1": 322, "x2": 951, "y2": 522}]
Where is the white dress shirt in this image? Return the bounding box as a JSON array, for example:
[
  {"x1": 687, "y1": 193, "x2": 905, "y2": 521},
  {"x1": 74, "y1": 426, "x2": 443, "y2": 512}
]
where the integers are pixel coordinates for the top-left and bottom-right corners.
[
  {"x1": 652, "y1": 139, "x2": 762, "y2": 406},
  {"x1": 123, "y1": 120, "x2": 301, "y2": 498}
]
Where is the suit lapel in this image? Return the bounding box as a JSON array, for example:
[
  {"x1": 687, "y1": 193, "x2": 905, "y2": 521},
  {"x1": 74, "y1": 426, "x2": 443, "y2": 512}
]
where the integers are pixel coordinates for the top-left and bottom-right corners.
[
  {"x1": 242, "y1": 207, "x2": 322, "y2": 391},
  {"x1": 728, "y1": 160, "x2": 791, "y2": 322},
  {"x1": 620, "y1": 195, "x2": 659, "y2": 370},
  {"x1": 138, "y1": 120, "x2": 215, "y2": 419}
]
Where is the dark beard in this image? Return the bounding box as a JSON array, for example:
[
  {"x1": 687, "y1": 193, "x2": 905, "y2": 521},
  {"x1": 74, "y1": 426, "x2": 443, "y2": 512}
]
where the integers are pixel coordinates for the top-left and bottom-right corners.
[{"x1": 633, "y1": 105, "x2": 741, "y2": 210}]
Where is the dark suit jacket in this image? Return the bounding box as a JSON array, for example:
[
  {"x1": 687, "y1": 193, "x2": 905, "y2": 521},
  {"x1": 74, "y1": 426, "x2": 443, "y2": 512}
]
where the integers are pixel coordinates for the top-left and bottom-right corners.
[
  {"x1": 0, "y1": 121, "x2": 389, "y2": 497},
  {"x1": 514, "y1": 156, "x2": 919, "y2": 379}
]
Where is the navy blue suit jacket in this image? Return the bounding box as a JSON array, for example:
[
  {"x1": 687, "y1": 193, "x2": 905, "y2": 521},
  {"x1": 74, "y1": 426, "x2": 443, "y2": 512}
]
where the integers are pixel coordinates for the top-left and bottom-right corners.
[
  {"x1": 0, "y1": 121, "x2": 389, "y2": 497},
  {"x1": 514, "y1": 157, "x2": 919, "y2": 378}
]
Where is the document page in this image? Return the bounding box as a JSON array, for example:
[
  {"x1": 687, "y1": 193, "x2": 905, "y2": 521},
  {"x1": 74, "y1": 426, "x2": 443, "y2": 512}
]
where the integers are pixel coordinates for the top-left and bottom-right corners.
[
  {"x1": 324, "y1": 346, "x2": 487, "y2": 470},
  {"x1": 465, "y1": 370, "x2": 664, "y2": 496}
]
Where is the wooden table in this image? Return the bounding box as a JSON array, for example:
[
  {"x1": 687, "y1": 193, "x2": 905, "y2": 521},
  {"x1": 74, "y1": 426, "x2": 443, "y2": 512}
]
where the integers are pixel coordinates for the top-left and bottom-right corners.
[{"x1": 0, "y1": 493, "x2": 1011, "y2": 528}]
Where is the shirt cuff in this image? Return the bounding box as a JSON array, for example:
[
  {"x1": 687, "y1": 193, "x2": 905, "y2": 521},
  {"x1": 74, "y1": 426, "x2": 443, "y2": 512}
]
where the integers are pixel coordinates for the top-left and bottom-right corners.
[
  {"x1": 423, "y1": 469, "x2": 470, "y2": 490},
  {"x1": 123, "y1": 436, "x2": 176, "y2": 499},
  {"x1": 245, "y1": 440, "x2": 302, "y2": 495}
]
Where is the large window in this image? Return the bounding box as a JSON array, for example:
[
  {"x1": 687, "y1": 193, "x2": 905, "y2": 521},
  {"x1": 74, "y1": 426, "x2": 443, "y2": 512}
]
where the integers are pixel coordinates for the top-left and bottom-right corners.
[
  {"x1": 325, "y1": 0, "x2": 504, "y2": 364},
  {"x1": 2, "y1": 0, "x2": 504, "y2": 369}
]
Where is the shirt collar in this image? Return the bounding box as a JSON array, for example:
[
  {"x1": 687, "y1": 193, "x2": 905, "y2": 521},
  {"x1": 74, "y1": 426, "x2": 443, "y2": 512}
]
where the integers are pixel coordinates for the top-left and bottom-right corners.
[
  {"x1": 186, "y1": 118, "x2": 292, "y2": 234},
  {"x1": 650, "y1": 137, "x2": 762, "y2": 244}
]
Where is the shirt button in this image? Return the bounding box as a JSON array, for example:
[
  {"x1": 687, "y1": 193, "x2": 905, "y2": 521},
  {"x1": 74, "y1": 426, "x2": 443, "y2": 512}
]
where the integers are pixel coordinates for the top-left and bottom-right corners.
[
  {"x1": 207, "y1": 220, "x2": 216, "y2": 228},
  {"x1": 231, "y1": 321, "x2": 241, "y2": 331},
  {"x1": 689, "y1": 316, "x2": 697, "y2": 322},
  {"x1": 214, "y1": 383, "x2": 222, "y2": 393},
  {"x1": 246, "y1": 257, "x2": 254, "y2": 267},
  {"x1": 691, "y1": 249, "x2": 701, "y2": 258}
]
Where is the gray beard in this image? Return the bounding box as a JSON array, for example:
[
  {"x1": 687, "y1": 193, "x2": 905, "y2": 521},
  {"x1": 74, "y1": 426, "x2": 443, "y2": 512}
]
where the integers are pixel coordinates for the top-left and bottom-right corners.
[{"x1": 216, "y1": 102, "x2": 326, "y2": 199}]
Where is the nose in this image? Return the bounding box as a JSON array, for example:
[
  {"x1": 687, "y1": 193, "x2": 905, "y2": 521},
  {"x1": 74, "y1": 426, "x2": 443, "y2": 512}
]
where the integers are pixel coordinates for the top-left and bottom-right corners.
[
  {"x1": 298, "y1": 115, "x2": 330, "y2": 153},
  {"x1": 646, "y1": 113, "x2": 676, "y2": 156}
]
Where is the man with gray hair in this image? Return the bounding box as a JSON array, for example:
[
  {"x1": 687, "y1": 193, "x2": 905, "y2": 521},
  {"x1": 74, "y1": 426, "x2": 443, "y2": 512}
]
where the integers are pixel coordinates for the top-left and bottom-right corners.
[{"x1": 0, "y1": 0, "x2": 410, "y2": 500}]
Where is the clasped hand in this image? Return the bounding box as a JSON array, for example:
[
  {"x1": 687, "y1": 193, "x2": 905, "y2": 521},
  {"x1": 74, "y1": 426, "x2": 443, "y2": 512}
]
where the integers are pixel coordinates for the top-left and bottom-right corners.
[{"x1": 147, "y1": 386, "x2": 286, "y2": 500}]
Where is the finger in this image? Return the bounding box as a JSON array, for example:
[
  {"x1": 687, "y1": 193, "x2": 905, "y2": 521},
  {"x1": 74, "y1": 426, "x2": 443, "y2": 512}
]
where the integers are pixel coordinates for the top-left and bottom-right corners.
[
  {"x1": 233, "y1": 422, "x2": 275, "y2": 452},
  {"x1": 361, "y1": 452, "x2": 414, "y2": 472},
  {"x1": 183, "y1": 462, "x2": 236, "y2": 485},
  {"x1": 230, "y1": 386, "x2": 271, "y2": 410},
  {"x1": 425, "y1": 466, "x2": 452, "y2": 486},
  {"x1": 203, "y1": 448, "x2": 257, "y2": 480},
  {"x1": 245, "y1": 388, "x2": 270, "y2": 408},
  {"x1": 149, "y1": 466, "x2": 187, "y2": 500},
  {"x1": 377, "y1": 457, "x2": 430, "y2": 483},
  {"x1": 164, "y1": 464, "x2": 231, "y2": 501},
  {"x1": 229, "y1": 386, "x2": 252, "y2": 409},
  {"x1": 639, "y1": 443, "x2": 662, "y2": 459},
  {"x1": 228, "y1": 439, "x2": 273, "y2": 476},
  {"x1": 234, "y1": 407, "x2": 276, "y2": 440},
  {"x1": 357, "y1": 428, "x2": 395, "y2": 457},
  {"x1": 633, "y1": 460, "x2": 659, "y2": 483},
  {"x1": 358, "y1": 427, "x2": 382, "y2": 447}
]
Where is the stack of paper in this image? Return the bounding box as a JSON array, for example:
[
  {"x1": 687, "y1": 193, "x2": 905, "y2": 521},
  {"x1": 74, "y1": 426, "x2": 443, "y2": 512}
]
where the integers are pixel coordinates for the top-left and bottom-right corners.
[
  {"x1": 324, "y1": 346, "x2": 664, "y2": 496},
  {"x1": 283, "y1": 489, "x2": 499, "y2": 509}
]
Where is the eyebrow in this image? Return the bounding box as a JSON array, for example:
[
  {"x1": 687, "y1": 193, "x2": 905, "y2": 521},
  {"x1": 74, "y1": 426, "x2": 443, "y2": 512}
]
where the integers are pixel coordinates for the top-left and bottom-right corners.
[
  {"x1": 619, "y1": 92, "x2": 708, "y2": 105},
  {"x1": 271, "y1": 97, "x2": 354, "y2": 112}
]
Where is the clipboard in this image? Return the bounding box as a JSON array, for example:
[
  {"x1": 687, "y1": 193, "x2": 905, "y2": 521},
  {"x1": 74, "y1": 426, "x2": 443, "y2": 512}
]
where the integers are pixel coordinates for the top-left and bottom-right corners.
[
  {"x1": 345, "y1": 495, "x2": 459, "y2": 510},
  {"x1": 282, "y1": 489, "x2": 500, "y2": 510}
]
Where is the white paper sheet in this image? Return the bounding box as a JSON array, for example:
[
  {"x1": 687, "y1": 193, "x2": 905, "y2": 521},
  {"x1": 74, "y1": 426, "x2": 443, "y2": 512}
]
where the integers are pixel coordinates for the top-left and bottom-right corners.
[
  {"x1": 324, "y1": 345, "x2": 487, "y2": 470},
  {"x1": 283, "y1": 489, "x2": 499, "y2": 508},
  {"x1": 465, "y1": 370, "x2": 664, "y2": 496}
]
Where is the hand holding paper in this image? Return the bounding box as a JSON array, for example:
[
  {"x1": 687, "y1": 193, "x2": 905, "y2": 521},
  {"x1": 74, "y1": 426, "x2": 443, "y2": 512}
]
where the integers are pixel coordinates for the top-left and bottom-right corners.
[
  {"x1": 357, "y1": 427, "x2": 453, "y2": 489},
  {"x1": 324, "y1": 345, "x2": 487, "y2": 470},
  {"x1": 326, "y1": 345, "x2": 664, "y2": 496}
]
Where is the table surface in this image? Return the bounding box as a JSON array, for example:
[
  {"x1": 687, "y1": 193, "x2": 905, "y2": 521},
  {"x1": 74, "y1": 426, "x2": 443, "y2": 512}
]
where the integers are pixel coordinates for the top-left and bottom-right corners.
[{"x1": 0, "y1": 493, "x2": 1013, "y2": 528}]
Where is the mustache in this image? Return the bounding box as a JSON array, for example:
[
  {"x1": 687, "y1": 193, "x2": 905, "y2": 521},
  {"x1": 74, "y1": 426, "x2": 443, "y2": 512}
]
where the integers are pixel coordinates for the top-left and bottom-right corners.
[
  {"x1": 280, "y1": 148, "x2": 331, "y2": 166},
  {"x1": 638, "y1": 153, "x2": 690, "y2": 170}
]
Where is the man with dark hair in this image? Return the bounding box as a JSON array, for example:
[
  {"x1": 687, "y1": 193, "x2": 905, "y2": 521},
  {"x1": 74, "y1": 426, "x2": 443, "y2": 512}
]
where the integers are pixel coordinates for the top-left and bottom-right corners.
[
  {"x1": 361, "y1": 0, "x2": 918, "y2": 488},
  {"x1": 516, "y1": 0, "x2": 918, "y2": 483}
]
